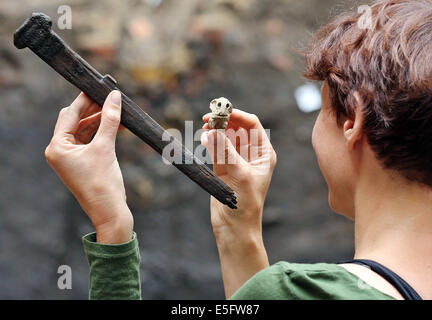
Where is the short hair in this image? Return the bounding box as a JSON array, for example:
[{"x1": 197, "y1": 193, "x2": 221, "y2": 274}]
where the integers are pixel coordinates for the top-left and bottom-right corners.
[{"x1": 304, "y1": 0, "x2": 432, "y2": 187}]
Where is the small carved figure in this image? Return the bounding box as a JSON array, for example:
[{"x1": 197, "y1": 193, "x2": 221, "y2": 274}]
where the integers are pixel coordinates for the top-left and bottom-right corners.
[{"x1": 208, "y1": 97, "x2": 233, "y2": 129}]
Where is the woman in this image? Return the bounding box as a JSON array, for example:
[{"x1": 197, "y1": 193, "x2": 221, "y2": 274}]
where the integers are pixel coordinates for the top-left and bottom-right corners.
[{"x1": 44, "y1": 0, "x2": 432, "y2": 299}]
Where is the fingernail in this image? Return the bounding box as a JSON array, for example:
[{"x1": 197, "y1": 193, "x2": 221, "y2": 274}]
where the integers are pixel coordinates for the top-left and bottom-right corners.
[{"x1": 111, "y1": 90, "x2": 121, "y2": 106}]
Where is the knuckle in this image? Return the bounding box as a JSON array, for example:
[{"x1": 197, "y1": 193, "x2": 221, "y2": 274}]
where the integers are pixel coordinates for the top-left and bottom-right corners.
[
  {"x1": 105, "y1": 109, "x2": 120, "y2": 123},
  {"x1": 45, "y1": 144, "x2": 58, "y2": 164},
  {"x1": 44, "y1": 145, "x2": 52, "y2": 163},
  {"x1": 59, "y1": 106, "x2": 69, "y2": 115},
  {"x1": 270, "y1": 149, "x2": 277, "y2": 168},
  {"x1": 44, "y1": 139, "x2": 64, "y2": 164},
  {"x1": 250, "y1": 114, "x2": 260, "y2": 123}
]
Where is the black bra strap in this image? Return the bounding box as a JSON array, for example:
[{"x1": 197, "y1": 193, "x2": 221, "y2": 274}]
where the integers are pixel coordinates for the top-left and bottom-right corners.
[{"x1": 339, "y1": 259, "x2": 422, "y2": 300}]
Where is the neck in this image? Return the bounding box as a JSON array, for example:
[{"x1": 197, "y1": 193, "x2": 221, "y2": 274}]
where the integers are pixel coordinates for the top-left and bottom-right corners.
[{"x1": 353, "y1": 169, "x2": 432, "y2": 299}]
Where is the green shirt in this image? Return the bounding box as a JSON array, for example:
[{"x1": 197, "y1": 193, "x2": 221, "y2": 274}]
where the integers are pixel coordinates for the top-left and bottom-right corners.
[
  {"x1": 230, "y1": 261, "x2": 394, "y2": 300},
  {"x1": 82, "y1": 232, "x2": 395, "y2": 300}
]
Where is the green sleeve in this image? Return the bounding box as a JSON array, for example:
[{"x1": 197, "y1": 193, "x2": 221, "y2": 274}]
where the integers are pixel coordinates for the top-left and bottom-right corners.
[
  {"x1": 82, "y1": 232, "x2": 141, "y2": 300},
  {"x1": 230, "y1": 261, "x2": 396, "y2": 300}
]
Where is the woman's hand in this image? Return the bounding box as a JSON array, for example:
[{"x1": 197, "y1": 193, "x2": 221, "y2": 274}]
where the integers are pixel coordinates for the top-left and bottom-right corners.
[
  {"x1": 202, "y1": 109, "x2": 277, "y2": 242},
  {"x1": 45, "y1": 91, "x2": 133, "y2": 244},
  {"x1": 201, "y1": 109, "x2": 277, "y2": 298}
]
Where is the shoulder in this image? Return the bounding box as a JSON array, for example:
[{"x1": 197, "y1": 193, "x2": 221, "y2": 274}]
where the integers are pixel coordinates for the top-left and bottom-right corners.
[
  {"x1": 230, "y1": 262, "x2": 292, "y2": 300},
  {"x1": 230, "y1": 261, "x2": 395, "y2": 300}
]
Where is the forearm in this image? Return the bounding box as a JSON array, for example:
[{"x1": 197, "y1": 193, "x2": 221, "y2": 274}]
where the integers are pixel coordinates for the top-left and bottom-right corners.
[{"x1": 215, "y1": 231, "x2": 269, "y2": 299}]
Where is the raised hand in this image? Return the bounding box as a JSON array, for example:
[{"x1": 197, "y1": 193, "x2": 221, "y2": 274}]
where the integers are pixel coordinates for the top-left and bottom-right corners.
[
  {"x1": 202, "y1": 109, "x2": 277, "y2": 298},
  {"x1": 45, "y1": 91, "x2": 133, "y2": 244}
]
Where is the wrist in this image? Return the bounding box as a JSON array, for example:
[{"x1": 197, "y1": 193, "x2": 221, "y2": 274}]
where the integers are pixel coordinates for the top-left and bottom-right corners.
[
  {"x1": 95, "y1": 217, "x2": 134, "y2": 244},
  {"x1": 215, "y1": 229, "x2": 269, "y2": 299},
  {"x1": 212, "y1": 206, "x2": 264, "y2": 248},
  {"x1": 93, "y1": 206, "x2": 134, "y2": 244},
  {"x1": 214, "y1": 228, "x2": 264, "y2": 255}
]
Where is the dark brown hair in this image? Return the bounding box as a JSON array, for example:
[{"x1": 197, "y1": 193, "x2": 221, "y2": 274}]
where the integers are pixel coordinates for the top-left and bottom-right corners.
[{"x1": 305, "y1": 0, "x2": 432, "y2": 186}]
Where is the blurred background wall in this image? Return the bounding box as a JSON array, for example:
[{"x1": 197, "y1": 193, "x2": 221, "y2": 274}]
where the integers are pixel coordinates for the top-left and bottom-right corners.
[{"x1": 0, "y1": 0, "x2": 371, "y2": 299}]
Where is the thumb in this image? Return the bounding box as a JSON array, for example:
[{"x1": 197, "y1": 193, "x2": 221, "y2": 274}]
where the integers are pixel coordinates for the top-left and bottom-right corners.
[
  {"x1": 93, "y1": 90, "x2": 122, "y2": 147},
  {"x1": 201, "y1": 130, "x2": 246, "y2": 171}
]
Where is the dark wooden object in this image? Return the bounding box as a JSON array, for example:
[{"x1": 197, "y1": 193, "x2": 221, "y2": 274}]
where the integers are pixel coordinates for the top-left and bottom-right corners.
[{"x1": 14, "y1": 13, "x2": 237, "y2": 209}]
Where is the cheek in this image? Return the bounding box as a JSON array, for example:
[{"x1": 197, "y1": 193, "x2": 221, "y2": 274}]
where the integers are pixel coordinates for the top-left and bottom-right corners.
[
  {"x1": 312, "y1": 114, "x2": 334, "y2": 189},
  {"x1": 312, "y1": 113, "x2": 328, "y2": 167},
  {"x1": 312, "y1": 113, "x2": 353, "y2": 216}
]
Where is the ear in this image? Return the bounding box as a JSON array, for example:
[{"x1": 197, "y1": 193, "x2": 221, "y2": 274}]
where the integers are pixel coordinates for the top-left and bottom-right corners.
[
  {"x1": 343, "y1": 92, "x2": 365, "y2": 151},
  {"x1": 210, "y1": 102, "x2": 216, "y2": 113}
]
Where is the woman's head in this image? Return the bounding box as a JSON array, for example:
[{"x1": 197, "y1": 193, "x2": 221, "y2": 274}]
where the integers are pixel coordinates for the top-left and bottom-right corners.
[{"x1": 307, "y1": 0, "x2": 432, "y2": 217}]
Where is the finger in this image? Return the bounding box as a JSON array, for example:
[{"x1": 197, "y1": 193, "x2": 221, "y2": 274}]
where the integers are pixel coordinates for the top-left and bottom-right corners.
[
  {"x1": 54, "y1": 92, "x2": 95, "y2": 137},
  {"x1": 202, "y1": 109, "x2": 262, "y2": 129},
  {"x1": 229, "y1": 109, "x2": 264, "y2": 130},
  {"x1": 225, "y1": 127, "x2": 249, "y2": 146},
  {"x1": 76, "y1": 112, "x2": 102, "y2": 144},
  {"x1": 203, "y1": 109, "x2": 262, "y2": 128},
  {"x1": 77, "y1": 112, "x2": 126, "y2": 144},
  {"x1": 202, "y1": 119, "x2": 240, "y2": 131},
  {"x1": 202, "y1": 113, "x2": 212, "y2": 122},
  {"x1": 231, "y1": 110, "x2": 271, "y2": 147},
  {"x1": 225, "y1": 127, "x2": 250, "y2": 159},
  {"x1": 203, "y1": 109, "x2": 266, "y2": 132},
  {"x1": 80, "y1": 101, "x2": 102, "y2": 119},
  {"x1": 203, "y1": 126, "x2": 248, "y2": 151},
  {"x1": 92, "y1": 90, "x2": 122, "y2": 148},
  {"x1": 201, "y1": 129, "x2": 247, "y2": 171},
  {"x1": 202, "y1": 112, "x2": 242, "y2": 130}
]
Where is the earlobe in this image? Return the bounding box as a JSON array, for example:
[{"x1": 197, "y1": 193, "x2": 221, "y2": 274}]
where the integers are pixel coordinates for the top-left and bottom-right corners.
[
  {"x1": 343, "y1": 120, "x2": 354, "y2": 138},
  {"x1": 343, "y1": 120, "x2": 355, "y2": 149},
  {"x1": 344, "y1": 92, "x2": 365, "y2": 150}
]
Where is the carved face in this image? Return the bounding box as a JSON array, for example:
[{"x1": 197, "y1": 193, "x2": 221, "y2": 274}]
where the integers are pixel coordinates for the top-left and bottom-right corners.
[{"x1": 209, "y1": 97, "x2": 233, "y2": 116}]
